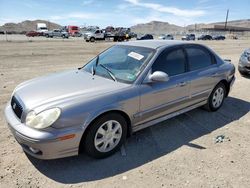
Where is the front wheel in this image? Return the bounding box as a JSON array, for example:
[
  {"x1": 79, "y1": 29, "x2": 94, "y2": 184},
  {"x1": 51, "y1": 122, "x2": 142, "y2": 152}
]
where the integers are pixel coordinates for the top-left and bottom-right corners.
[
  {"x1": 83, "y1": 113, "x2": 127, "y2": 158},
  {"x1": 90, "y1": 37, "x2": 95, "y2": 42},
  {"x1": 204, "y1": 83, "x2": 226, "y2": 111}
]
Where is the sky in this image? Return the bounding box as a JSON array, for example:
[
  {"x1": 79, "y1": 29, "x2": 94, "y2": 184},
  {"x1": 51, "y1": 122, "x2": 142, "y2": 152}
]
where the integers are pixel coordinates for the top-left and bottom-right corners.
[{"x1": 0, "y1": 0, "x2": 249, "y2": 27}]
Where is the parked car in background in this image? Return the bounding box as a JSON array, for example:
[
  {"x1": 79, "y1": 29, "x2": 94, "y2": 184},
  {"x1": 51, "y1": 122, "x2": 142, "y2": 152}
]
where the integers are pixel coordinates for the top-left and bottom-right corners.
[
  {"x1": 182, "y1": 34, "x2": 195, "y2": 41},
  {"x1": 84, "y1": 29, "x2": 105, "y2": 42},
  {"x1": 239, "y1": 48, "x2": 250, "y2": 75},
  {"x1": 36, "y1": 23, "x2": 48, "y2": 34},
  {"x1": 212, "y1": 35, "x2": 226, "y2": 40},
  {"x1": 72, "y1": 31, "x2": 82, "y2": 37},
  {"x1": 45, "y1": 29, "x2": 69, "y2": 38},
  {"x1": 67, "y1": 25, "x2": 80, "y2": 36},
  {"x1": 26, "y1": 31, "x2": 41, "y2": 37},
  {"x1": 5, "y1": 40, "x2": 235, "y2": 160},
  {"x1": 198, "y1": 35, "x2": 212, "y2": 40},
  {"x1": 158, "y1": 34, "x2": 174, "y2": 40},
  {"x1": 137, "y1": 34, "x2": 153, "y2": 40}
]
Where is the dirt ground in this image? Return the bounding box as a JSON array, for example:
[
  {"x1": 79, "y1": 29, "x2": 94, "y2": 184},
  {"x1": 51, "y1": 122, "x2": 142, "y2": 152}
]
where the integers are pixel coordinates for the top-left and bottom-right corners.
[{"x1": 0, "y1": 35, "x2": 250, "y2": 188}]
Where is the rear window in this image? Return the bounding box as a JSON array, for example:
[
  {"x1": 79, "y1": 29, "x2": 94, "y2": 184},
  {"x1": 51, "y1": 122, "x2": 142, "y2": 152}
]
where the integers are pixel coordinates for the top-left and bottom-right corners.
[{"x1": 186, "y1": 47, "x2": 212, "y2": 71}]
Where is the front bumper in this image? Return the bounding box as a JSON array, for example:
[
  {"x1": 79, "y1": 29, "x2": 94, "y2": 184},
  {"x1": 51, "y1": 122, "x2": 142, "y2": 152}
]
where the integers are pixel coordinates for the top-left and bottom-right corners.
[
  {"x1": 4, "y1": 103, "x2": 83, "y2": 160},
  {"x1": 229, "y1": 75, "x2": 235, "y2": 94},
  {"x1": 238, "y1": 65, "x2": 250, "y2": 74},
  {"x1": 84, "y1": 35, "x2": 91, "y2": 40}
]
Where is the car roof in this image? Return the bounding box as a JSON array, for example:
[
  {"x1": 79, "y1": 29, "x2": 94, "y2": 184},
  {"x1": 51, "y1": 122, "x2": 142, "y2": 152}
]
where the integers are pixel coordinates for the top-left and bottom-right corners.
[{"x1": 119, "y1": 40, "x2": 190, "y2": 49}]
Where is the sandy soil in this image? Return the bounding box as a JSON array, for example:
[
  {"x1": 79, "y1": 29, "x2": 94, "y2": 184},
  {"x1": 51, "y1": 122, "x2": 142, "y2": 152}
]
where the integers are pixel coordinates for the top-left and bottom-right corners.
[{"x1": 0, "y1": 35, "x2": 250, "y2": 188}]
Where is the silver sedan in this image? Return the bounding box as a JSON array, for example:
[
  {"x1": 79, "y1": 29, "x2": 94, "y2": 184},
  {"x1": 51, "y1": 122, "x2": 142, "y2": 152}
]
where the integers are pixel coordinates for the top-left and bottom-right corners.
[
  {"x1": 5, "y1": 40, "x2": 235, "y2": 159},
  {"x1": 239, "y1": 48, "x2": 250, "y2": 75}
]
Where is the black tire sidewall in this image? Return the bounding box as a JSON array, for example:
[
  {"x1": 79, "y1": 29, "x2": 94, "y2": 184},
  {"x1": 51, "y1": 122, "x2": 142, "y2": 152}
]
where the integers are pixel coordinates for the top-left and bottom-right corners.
[
  {"x1": 84, "y1": 113, "x2": 127, "y2": 158},
  {"x1": 208, "y1": 83, "x2": 226, "y2": 111}
]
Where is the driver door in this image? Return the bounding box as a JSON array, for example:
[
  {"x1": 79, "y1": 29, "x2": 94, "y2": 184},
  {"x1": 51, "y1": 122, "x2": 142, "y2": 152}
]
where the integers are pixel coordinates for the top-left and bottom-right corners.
[{"x1": 136, "y1": 47, "x2": 191, "y2": 125}]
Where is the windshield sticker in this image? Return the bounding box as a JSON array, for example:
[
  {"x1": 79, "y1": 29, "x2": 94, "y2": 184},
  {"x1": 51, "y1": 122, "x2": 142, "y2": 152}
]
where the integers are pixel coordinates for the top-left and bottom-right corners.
[{"x1": 128, "y1": 52, "x2": 144, "y2": 61}]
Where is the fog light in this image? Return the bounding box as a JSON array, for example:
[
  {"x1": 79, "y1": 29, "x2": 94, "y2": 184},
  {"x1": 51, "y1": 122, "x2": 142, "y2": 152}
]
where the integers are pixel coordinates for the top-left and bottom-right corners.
[{"x1": 29, "y1": 147, "x2": 40, "y2": 154}]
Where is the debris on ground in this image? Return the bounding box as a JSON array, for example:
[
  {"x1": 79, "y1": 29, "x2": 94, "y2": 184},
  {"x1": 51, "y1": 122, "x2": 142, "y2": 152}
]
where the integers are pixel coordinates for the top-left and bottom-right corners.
[{"x1": 214, "y1": 135, "x2": 231, "y2": 143}]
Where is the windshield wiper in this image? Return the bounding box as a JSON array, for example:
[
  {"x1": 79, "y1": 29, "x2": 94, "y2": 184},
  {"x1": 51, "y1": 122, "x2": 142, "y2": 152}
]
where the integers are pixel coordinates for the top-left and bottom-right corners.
[
  {"x1": 99, "y1": 64, "x2": 117, "y2": 82},
  {"x1": 92, "y1": 55, "x2": 116, "y2": 81}
]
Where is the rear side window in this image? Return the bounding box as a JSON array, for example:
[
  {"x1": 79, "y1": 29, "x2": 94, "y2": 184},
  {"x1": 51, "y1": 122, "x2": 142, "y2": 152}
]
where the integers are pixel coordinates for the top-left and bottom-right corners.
[
  {"x1": 152, "y1": 48, "x2": 186, "y2": 76},
  {"x1": 186, "y1": 47, "x2": 212, "y2": 71}
]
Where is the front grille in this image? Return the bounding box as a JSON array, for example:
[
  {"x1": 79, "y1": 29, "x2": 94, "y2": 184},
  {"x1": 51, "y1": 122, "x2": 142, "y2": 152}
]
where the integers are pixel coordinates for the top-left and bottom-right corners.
[{"x1": 11, "y1": 96, "x2": 23, "y2": 119}]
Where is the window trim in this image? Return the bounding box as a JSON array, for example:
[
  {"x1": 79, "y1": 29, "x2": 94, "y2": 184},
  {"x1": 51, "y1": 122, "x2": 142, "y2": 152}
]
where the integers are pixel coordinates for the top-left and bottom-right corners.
[
  {"x1": 151, "y1": 46, "x2": 188, "y2": 77},
  {"x1": 184, "y1": 45, "x2": 216, "y2": 72}
]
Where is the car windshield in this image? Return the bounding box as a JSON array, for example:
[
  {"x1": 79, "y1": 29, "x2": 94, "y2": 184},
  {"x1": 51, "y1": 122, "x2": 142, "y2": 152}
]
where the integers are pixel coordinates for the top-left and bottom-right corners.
[{"x1": 82, "y1": 45, "x2": 155, "y2": 83}]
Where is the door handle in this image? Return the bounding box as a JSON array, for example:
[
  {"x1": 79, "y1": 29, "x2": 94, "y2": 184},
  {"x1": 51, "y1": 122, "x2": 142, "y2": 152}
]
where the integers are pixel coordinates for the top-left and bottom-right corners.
[{"x1": 178, "y1": 82, "x2": 187, "y2": 87}]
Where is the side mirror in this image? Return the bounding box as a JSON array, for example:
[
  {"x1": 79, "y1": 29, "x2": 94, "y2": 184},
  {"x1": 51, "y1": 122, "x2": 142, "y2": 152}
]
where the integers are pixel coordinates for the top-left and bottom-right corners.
[{"x1": 149, "y1": 71, "x2": 169, "y2": 82}]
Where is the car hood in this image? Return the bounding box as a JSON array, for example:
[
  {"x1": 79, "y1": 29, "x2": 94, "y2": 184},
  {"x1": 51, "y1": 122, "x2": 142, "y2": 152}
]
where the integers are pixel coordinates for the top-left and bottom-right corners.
[
  {"x1": 85, "y1": 32, "x2": 93, "y2": 35},
  {"x1": 14, "y1": 70, "x2": 129, "y2": 110}
]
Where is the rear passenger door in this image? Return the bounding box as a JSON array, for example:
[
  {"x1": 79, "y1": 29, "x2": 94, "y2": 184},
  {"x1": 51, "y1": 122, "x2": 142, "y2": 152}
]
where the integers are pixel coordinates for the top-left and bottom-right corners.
[{"x1": 184, "y1": 45, "x2": 219, "y2": 104}]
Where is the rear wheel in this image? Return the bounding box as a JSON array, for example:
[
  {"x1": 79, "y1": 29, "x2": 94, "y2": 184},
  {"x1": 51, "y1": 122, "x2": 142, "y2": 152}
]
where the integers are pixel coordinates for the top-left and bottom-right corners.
[
  {"x1": 90, "y1": 37, "x2": 95, "y2": 42},
  {"x1": 204, "y1": 83, "x2": 226, "y2": 111},
  {"x1": 83, "y1": 113, "x2": 127, "y2": 158}
]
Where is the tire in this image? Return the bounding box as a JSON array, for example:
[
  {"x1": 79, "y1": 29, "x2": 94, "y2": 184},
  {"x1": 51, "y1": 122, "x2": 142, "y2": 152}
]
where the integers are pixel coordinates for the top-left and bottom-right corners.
[
  {"x1": 83, "y1": 113, "x2": 127, "y2": 158},
  {"x1": 62, "y1": 35, "x2": 65, "y2": 38},
  {"x1": 90, "y1": 37, "x2": 95, "y2": 42},
  {"x1": 204, "y1": 83, "x2": 226, "y2": 111},
  {"x1": 46, "y1": 34, "x2": 49, "y2": 38}
]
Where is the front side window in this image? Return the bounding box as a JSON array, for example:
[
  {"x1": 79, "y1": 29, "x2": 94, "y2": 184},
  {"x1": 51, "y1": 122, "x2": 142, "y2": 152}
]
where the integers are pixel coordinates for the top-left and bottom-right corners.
[
  {"x1": 152, "y1": 48, "x2": 186, "y2": 76},
  {"x1": 83, "y1": 45, "x2": 155, "y2": 83},
  {"x1": 186, "y1": 47, "x2": 212, "y2": 71}
]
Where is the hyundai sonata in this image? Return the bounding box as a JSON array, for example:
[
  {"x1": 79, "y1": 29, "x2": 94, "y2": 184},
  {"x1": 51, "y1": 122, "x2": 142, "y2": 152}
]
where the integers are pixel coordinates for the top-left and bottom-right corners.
[{"x1": 5, "y1": 40, "x2": 235, "y2": 159}]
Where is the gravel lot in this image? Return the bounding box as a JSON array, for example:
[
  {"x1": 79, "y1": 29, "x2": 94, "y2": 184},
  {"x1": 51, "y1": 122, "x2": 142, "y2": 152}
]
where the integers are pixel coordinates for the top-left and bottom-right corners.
[{"x1": 0, "y1": 35, "x2": 250, "y2": 188}]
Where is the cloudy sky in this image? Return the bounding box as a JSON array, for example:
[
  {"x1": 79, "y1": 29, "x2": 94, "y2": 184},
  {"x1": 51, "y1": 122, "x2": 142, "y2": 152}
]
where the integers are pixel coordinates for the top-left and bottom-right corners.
[{"x1": 0, "y1": 0, "x2": 249, "y2": 27}]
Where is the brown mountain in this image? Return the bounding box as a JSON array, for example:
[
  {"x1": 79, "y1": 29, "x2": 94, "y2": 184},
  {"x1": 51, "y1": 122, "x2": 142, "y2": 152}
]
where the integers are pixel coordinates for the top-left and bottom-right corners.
[
  {"x1": 131, "y1": 19, "x2": 250, "y2": 34},
  {"x1": 131, "y1": 21, "x2": 183, "y2": 35},
  {"x1": 0, "y1": 20, "x2": 61, "y2": 33}
]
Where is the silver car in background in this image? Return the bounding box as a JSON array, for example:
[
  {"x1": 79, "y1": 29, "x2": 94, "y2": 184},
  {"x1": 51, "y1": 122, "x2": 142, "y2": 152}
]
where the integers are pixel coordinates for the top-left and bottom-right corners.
[
  {"x1": 158, "y1": 34, "x2": 174, "y2": 40},
  {"x1": 5, "y1": 40, "x2": 235, "y2": 159},
  {"x1": 239, "y1": 48, "x2": 250, "y2": 75}
]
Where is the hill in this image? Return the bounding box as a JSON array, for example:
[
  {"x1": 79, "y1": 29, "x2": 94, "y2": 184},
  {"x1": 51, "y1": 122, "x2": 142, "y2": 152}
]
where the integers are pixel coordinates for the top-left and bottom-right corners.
[
  {"x1": 131, "y1": 21, "x2": 183, "y2": 35},
  {"x1": 187, "y1": 19, "x2": 250, "y2": 30},
  {"x1": 0, "y1": 20, "x2": 61, "y2": 33},
  {"x1": 131, "y1": 19, "x2": 250, "y2": 34}
]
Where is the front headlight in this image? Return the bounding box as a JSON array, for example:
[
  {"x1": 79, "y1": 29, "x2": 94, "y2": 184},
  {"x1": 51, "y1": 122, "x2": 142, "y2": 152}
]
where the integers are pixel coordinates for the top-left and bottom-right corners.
[{"x1": 25, "y1": 108, "x2": 61, "y2": 129}]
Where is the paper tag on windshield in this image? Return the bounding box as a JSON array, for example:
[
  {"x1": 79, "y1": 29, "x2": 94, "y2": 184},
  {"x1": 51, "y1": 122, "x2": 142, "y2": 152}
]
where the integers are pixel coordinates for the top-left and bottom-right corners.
[{"x1": 128, "y1": 52, "x2": 144, "y2": 61}]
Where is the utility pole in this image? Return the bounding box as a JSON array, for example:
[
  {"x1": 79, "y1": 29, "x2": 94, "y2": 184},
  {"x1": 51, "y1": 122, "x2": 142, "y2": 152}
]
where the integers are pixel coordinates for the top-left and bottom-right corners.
[{"x1": 224, "y1": 9, "x2": 229, "y2": 30}]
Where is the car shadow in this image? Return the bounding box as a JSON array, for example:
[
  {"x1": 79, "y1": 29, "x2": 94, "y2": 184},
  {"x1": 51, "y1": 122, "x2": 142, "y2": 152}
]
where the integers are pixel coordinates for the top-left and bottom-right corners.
[
  {"x1": 28, "y1": 96, "x2": 250, "y2": 184},
  {"x1": 240, "y1": 74, "x2": 250, "y2": 79}
]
